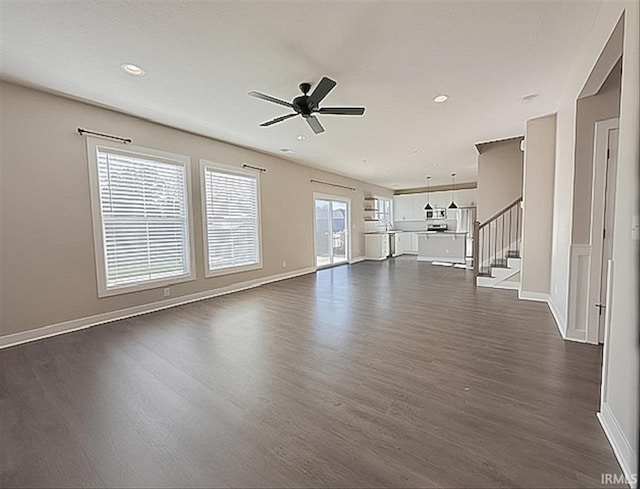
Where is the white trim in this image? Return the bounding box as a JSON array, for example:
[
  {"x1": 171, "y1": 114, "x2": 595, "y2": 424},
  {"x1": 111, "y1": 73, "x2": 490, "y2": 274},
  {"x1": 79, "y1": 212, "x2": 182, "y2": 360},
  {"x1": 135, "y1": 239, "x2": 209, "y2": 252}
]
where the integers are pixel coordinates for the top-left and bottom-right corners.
[
  {"x1": 416, "y1": 256, "x2": 465, "y2": 263},
  {"x1": 312, "y1": 192, "x2": 352, "y2": 268},
  {"x1": 85, "y1": 137, "x2": 196, "y2": 297},
  {"x1": 600, "y1": 259, "x2": 614, "y2": 404},
  {"x1": 517, "y1": 290, "x2": 568, "y2": 339},
  {"x1": 0, "y1": 267, "x2": 316, "y2": 350},
  {"x1": 586, "y1": 119, "x2": 619, "y2": 344},
  {"x1": 567, "y1": 244, "x2": 592, "y2": 342},
  {"x1": 598, "y1": 402, "x2": 638, "y2": 489},
  {"x1": 200, "y1": 160, "x2": 263, "y2": 278},
  {"x1": 518, "y1": 290, "x2": 550, "y2": 302},
  {"x1": 548, "y1": 298, "x2": 569, "y2": 340}
]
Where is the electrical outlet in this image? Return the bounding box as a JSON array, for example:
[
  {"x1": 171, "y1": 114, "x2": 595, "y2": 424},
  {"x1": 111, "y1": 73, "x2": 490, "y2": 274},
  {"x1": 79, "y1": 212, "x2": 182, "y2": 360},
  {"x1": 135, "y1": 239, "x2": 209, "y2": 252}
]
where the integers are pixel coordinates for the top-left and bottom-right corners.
[
  {"x1": 282, "y1": 260, "x2": 286, "y2": 268},
  {"x1": 163, "y1": 287, "x2": 171, "y2": 297},
  {"x1": 357, "y1": 248, "x2": 360, "y2": 254},
  {"x1": 554, "y1": 283, "x2": 558, "y2": 295}
]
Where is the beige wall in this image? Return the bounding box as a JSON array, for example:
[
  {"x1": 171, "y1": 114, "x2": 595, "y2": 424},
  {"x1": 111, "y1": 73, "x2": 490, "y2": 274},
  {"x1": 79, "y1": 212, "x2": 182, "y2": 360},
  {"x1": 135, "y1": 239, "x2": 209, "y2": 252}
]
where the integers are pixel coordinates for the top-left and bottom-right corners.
[
  {"x1": 521, "y1": 114, "x2": 556, "y2": 295},
  {"x1": 0, "y1": 81, "x2": 392, "y2": 337},
  {"x1": 549, "y1": 0, "x2": 638, "y2": 477},
  {"x1": 476, "y1": 139, "x2": 523, "y2": 222},
  {"x1": 571, "y1": 61, "x2": 621, "y2": 244}
]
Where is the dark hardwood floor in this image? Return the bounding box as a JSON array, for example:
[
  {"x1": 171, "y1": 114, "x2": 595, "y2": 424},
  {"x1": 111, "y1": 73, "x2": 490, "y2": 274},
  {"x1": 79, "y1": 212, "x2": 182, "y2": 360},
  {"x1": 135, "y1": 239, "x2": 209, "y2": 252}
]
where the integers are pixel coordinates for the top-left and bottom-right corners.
[{"x1": 0, "y1": 257, "x2": 624, "y2": 488}]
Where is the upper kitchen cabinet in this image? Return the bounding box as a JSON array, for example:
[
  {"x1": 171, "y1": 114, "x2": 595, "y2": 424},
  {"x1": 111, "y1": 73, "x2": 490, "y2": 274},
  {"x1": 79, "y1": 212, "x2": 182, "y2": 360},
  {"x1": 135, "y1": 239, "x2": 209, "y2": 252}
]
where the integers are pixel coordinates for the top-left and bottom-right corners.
[
  {"x1": 394, "y1": 193, "x2": 427, "y2": 221},
  {"x1": 394, "y1": 188, "x2": 477, "y2": 223},
  {"x1": 393, "y1": 194, "x2": 413, "y2": 221}
]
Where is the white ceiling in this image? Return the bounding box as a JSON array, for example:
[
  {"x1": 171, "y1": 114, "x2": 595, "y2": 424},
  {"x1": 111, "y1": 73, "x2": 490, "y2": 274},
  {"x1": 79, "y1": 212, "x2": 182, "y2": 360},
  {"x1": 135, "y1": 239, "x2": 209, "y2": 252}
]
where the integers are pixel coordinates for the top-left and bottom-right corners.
[{"x1": 0, "y1": 1, "x2": 600, "y2": 189}]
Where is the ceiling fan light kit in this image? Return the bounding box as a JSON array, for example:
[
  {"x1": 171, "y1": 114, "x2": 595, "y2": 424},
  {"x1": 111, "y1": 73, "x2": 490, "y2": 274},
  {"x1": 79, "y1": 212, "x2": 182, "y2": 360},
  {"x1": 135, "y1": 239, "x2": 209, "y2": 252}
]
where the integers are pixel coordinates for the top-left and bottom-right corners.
[{"x1": 248, "y1": 76, "x2": 366, "y2": 135}]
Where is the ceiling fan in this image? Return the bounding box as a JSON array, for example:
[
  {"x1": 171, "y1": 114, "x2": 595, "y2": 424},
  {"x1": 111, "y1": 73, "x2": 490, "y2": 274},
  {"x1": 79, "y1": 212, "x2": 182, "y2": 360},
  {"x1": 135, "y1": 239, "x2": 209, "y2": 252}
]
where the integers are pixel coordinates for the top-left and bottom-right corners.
[{"x1": 248, "y1": 76, "x2": 365, "y2": 134}]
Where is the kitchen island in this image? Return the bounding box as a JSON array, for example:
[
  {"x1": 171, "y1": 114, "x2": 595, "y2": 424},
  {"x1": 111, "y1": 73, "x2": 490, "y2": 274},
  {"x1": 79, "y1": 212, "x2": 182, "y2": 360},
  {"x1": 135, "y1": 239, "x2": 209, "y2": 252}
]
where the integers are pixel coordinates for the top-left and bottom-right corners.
[{"x1": 415, "y1": 231, "x2": 467, "y2": 263}]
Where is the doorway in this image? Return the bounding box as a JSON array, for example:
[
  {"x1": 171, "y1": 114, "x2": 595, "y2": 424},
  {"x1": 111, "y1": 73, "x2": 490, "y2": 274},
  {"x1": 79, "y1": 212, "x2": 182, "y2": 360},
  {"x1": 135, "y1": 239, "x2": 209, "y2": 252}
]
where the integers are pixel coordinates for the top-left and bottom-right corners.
[
  {"x1": 314, "y1": 195, "x2": 350, "y2": 268},
  {"x1": 593, "y1": 124, "x2": 619, "y2": 343}
]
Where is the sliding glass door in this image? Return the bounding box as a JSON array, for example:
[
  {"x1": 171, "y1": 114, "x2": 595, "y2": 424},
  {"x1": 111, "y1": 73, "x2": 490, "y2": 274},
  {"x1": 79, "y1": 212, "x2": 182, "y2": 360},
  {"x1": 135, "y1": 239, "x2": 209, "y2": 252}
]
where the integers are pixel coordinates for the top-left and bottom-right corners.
[{"x1": 314, "y1": 196, "x2": 350, "y2": 268}]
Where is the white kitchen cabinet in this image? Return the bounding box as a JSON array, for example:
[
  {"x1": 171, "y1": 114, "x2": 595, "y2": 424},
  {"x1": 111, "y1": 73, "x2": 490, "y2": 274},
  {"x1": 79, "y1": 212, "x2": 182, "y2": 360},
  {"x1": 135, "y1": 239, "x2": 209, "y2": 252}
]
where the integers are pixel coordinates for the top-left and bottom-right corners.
[
  {"x1": 394, "y1": 189, "x2": 476, "y2": 224},
  {"x1": 393, "y1": 195, "x2": 413, "y2": 222},
  {"x1": 393, "y1": 232, "x2": 409, "y2": 256},
  {"x1": 365, "y1": 233, "x2": 389, "y2": 260},
  {"x1": 409, "y1": 232, "x2": 419, "y2": 253},
  {"x1": 394, "y1": 194, "x2": 427, "y2": 222},
  {"x1": 411, "y1": 193, "x2": 427, "y2": 221},
  {"x1": 395, "y1": 232, "x2": 418, "y2": 254}
]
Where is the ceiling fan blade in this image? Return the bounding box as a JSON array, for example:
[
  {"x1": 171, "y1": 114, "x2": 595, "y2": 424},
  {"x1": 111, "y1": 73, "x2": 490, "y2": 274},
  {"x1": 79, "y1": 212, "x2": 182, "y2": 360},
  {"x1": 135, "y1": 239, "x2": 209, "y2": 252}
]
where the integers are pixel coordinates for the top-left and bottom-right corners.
[
  {"x1": 308, "y1": 77, "x2": 337, "y2": 106},
  {"x1": 318, "y1": 107, "x2": 365, "y2": 115},
  {"x1": 306, "y1": 116, "x2": 325, "y2": 134},
  {"x1": 248, "y1": 91, "x2": 293, "y2": 108},
  {"x1": 260, "y1": 113, "x2": 298, "y2": 127}
]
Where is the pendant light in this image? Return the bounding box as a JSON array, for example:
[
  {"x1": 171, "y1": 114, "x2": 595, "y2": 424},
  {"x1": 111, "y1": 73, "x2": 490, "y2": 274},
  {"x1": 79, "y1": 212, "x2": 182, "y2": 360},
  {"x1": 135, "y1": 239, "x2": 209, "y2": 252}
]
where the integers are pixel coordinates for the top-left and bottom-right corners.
[
  {"x1": 424, "y1": 176, "x2": 433, "y2": 210},
  {"x1": 448, "y1": 172, "x2": 458, "y2": 209}
]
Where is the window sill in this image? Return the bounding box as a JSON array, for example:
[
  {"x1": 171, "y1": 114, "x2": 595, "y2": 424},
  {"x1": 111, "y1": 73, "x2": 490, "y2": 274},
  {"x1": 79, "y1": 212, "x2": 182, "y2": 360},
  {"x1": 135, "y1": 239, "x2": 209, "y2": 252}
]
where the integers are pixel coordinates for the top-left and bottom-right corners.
[{"x1": 98, "y1": 273, "x2": 197, "y2": 298}]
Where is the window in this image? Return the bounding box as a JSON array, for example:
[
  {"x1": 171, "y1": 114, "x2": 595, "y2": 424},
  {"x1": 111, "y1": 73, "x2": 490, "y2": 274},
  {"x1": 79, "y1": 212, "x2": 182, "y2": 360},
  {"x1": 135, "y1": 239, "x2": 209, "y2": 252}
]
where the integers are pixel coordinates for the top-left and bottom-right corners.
[
  {"x1": 87, "y1": 139, "x2": 194, "y2": 297},
  {"x1": 201, "y1": 161, "x2": 262, "y2": 277},
  {"x1": 375, "y1": 197, "x2": 393, "y2": 225}
]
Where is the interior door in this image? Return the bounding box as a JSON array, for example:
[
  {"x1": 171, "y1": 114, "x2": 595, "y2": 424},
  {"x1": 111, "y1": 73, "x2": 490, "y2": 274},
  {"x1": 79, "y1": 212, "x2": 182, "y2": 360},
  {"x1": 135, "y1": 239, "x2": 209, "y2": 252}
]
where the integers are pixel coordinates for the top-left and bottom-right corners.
[
  {"x1": 598, "y1": 128, "x2": 618, "y2": 343},
  {"x1": 314, "y1": 197, "x2": 350, "y2": 268}
]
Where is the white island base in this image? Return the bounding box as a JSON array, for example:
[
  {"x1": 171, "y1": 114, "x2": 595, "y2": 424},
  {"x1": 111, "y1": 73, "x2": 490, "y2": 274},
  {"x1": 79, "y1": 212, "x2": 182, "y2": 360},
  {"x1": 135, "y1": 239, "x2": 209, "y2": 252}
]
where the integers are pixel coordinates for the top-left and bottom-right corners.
[{"x1": 416, "y1": 232, "x2": 467, "y2": 264}]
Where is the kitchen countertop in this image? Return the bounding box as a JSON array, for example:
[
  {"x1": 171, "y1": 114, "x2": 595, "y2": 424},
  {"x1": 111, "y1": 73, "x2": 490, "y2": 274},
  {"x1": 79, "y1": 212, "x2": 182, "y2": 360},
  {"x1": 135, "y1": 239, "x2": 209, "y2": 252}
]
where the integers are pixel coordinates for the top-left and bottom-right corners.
[{"x1": 414, "y1": 231, "x2": 468, "y2": 235}]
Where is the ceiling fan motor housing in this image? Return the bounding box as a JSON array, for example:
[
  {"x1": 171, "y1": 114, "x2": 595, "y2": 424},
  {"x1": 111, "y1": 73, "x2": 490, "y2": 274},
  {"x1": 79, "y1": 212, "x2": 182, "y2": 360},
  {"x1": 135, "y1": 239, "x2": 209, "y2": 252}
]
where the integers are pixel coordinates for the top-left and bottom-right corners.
[{"x1": 292, "y1": 95, "x2": 315, "y2": 117}]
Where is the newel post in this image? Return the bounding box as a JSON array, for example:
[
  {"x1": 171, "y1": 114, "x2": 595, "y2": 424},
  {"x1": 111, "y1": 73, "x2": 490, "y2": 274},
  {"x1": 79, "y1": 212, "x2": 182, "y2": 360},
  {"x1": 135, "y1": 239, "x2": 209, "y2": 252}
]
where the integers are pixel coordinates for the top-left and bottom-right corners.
[{"x1": 473, "y1": 220, "x2": 480, "y2": 283}]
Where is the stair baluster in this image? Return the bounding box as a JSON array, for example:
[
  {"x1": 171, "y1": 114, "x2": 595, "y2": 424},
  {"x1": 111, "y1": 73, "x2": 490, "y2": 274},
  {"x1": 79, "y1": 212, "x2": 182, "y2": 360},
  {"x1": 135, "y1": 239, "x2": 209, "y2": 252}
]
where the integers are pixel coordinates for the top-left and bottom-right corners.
[{"x1": 473, "y1": 197, "x2": 523, "y2": 285}]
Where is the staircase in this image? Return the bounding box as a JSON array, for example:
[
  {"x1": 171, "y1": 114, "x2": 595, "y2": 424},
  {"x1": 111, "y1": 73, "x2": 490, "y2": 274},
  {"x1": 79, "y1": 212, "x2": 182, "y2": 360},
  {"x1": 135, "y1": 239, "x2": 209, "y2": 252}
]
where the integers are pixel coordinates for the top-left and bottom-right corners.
[{"x1": 473, "y1": 198, "x2": 522, "y2": 289}]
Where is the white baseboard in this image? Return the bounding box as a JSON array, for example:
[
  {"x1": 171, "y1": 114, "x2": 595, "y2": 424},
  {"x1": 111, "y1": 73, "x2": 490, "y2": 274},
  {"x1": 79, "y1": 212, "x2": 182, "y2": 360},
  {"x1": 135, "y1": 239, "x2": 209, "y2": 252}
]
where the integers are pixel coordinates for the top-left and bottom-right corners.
[
  {"x1": 517, "y1": 290, "x2": 568, "y2": 339},
  {"x1": 598, "y1": 403, "x2": 638, "y2": 488},
  {"x1": 493, "y1": 281, "x2": 519, "y2": 290},
  {"x1": 0, "y1": 267, "x2": 316, "y2": 350},
  {"x1": 349, "y1": 256, "x2": 365, "y2": 264},
  {"x1": 547, "y1": 298, "x2": 571, "y2": 340},
  {"x1": 518, "y1": 290, "x2": 550, "y2": 302}
]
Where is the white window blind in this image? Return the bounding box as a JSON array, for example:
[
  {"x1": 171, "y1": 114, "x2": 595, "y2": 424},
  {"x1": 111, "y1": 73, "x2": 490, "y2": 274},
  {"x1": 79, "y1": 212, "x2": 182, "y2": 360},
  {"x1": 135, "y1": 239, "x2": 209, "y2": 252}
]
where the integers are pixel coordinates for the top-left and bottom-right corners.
[
  {"x1": 203, "y1": 165, "x2": 261, "y2": 275},
  {"x1": 93, "y1": 146, "x2": 192, "y2": 292}
]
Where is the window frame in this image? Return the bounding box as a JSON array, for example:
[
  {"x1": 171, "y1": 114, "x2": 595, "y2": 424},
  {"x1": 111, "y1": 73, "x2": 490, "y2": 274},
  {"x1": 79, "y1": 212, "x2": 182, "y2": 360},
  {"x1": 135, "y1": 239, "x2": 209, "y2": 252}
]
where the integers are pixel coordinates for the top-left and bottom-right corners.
[
  {"x1": 200, "y1": 160, "x2": 263, "y2": 278},
  {"x1": 86, "y1": 137, "x2": 196, "y2": 297},
  {"x1": 375, "y1": 196, "x2": 393, "y2": 225}
]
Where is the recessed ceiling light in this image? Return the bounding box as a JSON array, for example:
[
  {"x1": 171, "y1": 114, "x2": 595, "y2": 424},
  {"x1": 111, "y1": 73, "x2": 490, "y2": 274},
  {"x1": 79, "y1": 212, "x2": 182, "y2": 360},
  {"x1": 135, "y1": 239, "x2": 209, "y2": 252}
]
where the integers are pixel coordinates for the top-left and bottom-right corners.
[
  {"x1": 121, "y1": 63, "x2": 145, "y2": 76},
  {"x1": 413, "y1": 149, "x2": 420, "y2": 154},
  {"x1": 296, "y1": 134, "x2": 306, "y2": 141},
  {"x1": 433, "y1": 94, "x2": 448, "y2": 103},
  {"x1": 521, "y1": 93, "x2": 538, "y2": 104}
]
